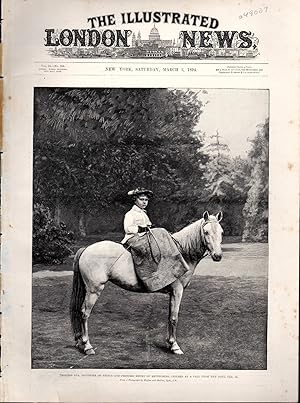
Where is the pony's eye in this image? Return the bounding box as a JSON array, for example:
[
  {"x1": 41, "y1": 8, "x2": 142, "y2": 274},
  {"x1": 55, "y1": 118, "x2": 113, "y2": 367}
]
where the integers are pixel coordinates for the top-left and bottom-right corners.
[{"x1": 204, "y1": 230, "x2": 209, "y2": 235}]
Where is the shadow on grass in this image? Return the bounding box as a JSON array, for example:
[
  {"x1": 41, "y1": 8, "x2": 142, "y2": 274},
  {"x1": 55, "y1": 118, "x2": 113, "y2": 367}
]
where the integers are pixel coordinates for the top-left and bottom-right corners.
[
  {"x1": 32, "y1": 274, "x2": 267, "y2": 370},
  {"x1": 152, "y1": 341, "x2": 171, "y2": 354}
]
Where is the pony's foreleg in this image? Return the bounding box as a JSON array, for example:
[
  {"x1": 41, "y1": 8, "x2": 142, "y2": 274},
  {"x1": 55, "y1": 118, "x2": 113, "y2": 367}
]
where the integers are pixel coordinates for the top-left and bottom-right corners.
[
  {"x1": 80, "y1": 288, "x2": 103, "y2": 355},
  {"x1": 167, "y1": 282, "x2": 184, "y2": 355}
]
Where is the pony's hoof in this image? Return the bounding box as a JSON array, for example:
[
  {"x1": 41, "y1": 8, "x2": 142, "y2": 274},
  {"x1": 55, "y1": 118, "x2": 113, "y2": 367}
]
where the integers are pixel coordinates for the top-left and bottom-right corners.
[
  {"x1": 85, "y1": 348, "x2": 95, "y2": 355},
  {"x1": 168, "y1": 341, "x2": 184, "y2": 355},
  {"x1": 172, "y1": 348, "x2": 184, "y2": 355}
]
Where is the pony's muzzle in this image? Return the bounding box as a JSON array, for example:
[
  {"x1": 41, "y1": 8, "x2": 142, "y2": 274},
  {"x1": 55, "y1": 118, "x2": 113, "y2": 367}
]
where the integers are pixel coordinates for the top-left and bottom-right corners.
[{"x1": 212, "y1": 253, "x2": 222, "y2": 262}]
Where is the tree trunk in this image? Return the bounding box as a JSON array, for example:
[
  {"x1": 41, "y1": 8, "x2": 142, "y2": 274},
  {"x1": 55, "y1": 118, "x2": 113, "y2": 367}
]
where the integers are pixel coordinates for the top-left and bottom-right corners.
[
  {"x1": 54, "y1": 200, "x2": 62, "y2": 225},
  {"x1": 78, "y1": 213, "x2": 87, "y2": 237}
]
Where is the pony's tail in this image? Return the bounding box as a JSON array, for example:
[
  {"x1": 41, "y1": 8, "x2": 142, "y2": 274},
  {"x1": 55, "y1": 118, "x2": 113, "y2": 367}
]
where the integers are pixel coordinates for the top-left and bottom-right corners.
[{"x1": 70, "y1": 247, "x2": 87, "y2": 341}]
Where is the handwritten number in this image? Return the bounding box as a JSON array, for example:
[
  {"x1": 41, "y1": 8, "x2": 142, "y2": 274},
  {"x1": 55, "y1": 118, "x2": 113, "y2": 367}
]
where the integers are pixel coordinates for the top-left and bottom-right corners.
[{"x1": 240, "y1": 6, "x2": 268, "y2": 18}]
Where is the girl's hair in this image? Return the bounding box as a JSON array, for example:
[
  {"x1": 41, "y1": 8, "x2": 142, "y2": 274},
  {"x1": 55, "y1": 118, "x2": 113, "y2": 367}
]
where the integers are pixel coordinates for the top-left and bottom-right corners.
[{"x1": 133, "y1": 193, "x2": 149, "y2": 201}]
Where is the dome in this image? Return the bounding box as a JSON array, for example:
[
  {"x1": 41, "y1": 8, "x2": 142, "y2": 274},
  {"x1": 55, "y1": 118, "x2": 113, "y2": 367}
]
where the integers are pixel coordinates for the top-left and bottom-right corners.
[
  {"x1": 149, "y1": 25, "x2": 160, "y2": 41},
  {"x1": 150, "y1": 26, "x2": 159, "y2": 34}
]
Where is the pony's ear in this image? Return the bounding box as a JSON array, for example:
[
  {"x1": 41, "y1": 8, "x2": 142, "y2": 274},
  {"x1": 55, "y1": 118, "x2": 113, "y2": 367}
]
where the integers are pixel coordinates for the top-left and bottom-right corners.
[
  {"x1": 203, "y1": 211, "x2": 209, "y2": 221},
  {"x1": 216, "y1": 212, "x2": 223, "y2": 222}
]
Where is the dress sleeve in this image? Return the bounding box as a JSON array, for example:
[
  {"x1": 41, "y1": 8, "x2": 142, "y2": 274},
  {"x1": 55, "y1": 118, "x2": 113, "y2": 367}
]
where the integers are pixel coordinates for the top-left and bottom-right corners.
[{"x1": 123, "y1": 212, "x2": 139, "y2": 235}]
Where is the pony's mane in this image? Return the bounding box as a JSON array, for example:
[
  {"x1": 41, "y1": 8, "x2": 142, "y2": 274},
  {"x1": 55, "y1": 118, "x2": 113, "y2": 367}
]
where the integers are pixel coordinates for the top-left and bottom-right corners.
[
  {"x1": 173, "y1": 218, "x2": 206, "y2": 262},
  {"x1": 173, "y1": 216, "x2": 219, "y2": 263}
]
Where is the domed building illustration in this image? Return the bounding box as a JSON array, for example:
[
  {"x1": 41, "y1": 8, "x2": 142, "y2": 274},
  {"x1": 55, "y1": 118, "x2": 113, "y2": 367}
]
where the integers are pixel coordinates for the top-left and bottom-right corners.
[
  {"x1": 148, "y1": 25, "x2": 161, "y2": 42},
  {"x1": 132, "y1": 25, "x2": 173, "y2": 48}
]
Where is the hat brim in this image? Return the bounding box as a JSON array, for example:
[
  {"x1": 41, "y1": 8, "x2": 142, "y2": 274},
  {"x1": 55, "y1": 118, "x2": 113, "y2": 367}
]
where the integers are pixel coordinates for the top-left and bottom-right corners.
[{"x1": 128, "y1": 189, "x2": 153, "y2": 198}]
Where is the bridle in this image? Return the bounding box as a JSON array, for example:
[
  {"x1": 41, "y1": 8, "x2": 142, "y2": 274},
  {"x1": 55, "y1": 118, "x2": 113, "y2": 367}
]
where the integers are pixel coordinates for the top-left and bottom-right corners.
[
  {"x1": 200, "y1": 222, "x2": 211, "y2": 259},
  {"x1": 200, "y1": 219, "x2": 221, "y2": 259},
  {"x1": 171, "y1": 220, "x2": 217, "y2": 262}
]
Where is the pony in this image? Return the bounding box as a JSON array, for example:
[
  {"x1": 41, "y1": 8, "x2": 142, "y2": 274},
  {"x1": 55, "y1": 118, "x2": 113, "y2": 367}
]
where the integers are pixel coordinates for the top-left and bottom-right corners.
[{"x1": 70, "y1": 211, "x2": 223, "y2": 356}]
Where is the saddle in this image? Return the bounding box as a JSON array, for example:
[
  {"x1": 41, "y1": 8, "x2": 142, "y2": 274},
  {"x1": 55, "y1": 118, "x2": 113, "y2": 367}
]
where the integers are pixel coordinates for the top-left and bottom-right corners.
[{"x1": 126, "y1": 228, "x2": 189, "y2": 292}]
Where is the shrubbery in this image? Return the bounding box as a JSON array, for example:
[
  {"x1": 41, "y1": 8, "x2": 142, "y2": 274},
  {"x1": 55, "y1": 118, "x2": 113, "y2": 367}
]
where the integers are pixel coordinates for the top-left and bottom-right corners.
[{"x1": 33, "y1": 203, "x2": 74, "y2": 264}]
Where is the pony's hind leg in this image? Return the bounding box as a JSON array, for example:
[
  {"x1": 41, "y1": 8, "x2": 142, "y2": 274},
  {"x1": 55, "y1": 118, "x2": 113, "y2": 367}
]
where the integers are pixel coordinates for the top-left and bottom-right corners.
[
  {"x1": 167, "y1": 281, "x2": 184, "y2": 355},
  {"x1": 79, "y1": 287, "x2": 103, "y2": 355}
]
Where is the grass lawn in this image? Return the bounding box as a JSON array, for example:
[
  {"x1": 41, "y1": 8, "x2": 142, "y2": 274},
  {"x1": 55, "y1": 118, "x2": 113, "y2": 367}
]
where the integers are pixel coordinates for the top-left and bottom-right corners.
[{"x1": 32, "y1": 242, "x2": 268, "y2": 370}]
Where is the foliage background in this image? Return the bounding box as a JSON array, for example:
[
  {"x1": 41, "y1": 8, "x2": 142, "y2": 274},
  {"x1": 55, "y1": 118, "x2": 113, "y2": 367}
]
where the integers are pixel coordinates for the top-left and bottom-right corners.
[{"x1": 33, "y1": 88, "x2": 269, "y2": 262}]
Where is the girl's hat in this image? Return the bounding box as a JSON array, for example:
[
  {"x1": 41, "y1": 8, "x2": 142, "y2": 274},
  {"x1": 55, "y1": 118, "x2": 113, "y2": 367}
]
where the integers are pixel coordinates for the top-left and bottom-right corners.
[{"x1": 128, "y1": 188, "x2": 153, "y2": 198}]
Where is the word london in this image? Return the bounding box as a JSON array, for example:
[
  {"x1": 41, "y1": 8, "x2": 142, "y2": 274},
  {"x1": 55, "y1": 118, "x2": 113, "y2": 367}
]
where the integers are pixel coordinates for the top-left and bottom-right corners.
[{"x1": 45, "y1": 29, "x2": 255, "y2": 49}]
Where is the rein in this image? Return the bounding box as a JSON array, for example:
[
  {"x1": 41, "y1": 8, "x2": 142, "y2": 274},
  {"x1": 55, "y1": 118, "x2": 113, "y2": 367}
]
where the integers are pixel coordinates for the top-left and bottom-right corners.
[
  {"x1": 105, "y1": 220, "x2": 217, "y2": 273},
  {"x1": 146, "y1": 228, "x2": 162, "y2": 265},
  {"x1": 104, "y1": 230, "x2": 162, "y2": 274},
  {"x1": 105, "y1": 243, "x2": 131, "y2": 273}
]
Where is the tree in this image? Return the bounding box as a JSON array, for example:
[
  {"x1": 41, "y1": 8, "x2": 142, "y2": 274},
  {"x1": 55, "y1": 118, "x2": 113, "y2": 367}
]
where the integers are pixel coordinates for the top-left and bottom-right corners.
[
  {"x1": 34, "y1": 88, "x2": 208, "y2": 235},
  {"x1": 230, "y1": 156, "x2": 251, "y2": 198},
  {"x1": 202, "y1": 131, "x2": 233, "y2": 206},
  {"x1": 242, "y1": 120, "x2": 269, "y2": 242},
  {"x1": 205, "y1": 130, "x2": 230, "y2": 159},
  {"x1": 200, "y1": 130, "x2": 251, "y2": 236},
  {"x1": 202, "y1": 155, "x2": 233, "y2": 205}
]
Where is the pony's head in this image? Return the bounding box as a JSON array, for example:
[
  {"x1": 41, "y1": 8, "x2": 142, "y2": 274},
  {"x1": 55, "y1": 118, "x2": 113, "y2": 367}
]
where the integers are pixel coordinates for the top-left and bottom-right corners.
[{"x1": 201, "y1": 211, "x2": 223, "y2": 262}]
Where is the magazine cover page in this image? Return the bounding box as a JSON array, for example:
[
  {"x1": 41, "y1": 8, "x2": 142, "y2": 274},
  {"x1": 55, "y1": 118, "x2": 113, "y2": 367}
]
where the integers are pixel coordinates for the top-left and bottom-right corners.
[{"x1": 1, "y1": 0, "x2": 299, "y2": 401}]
